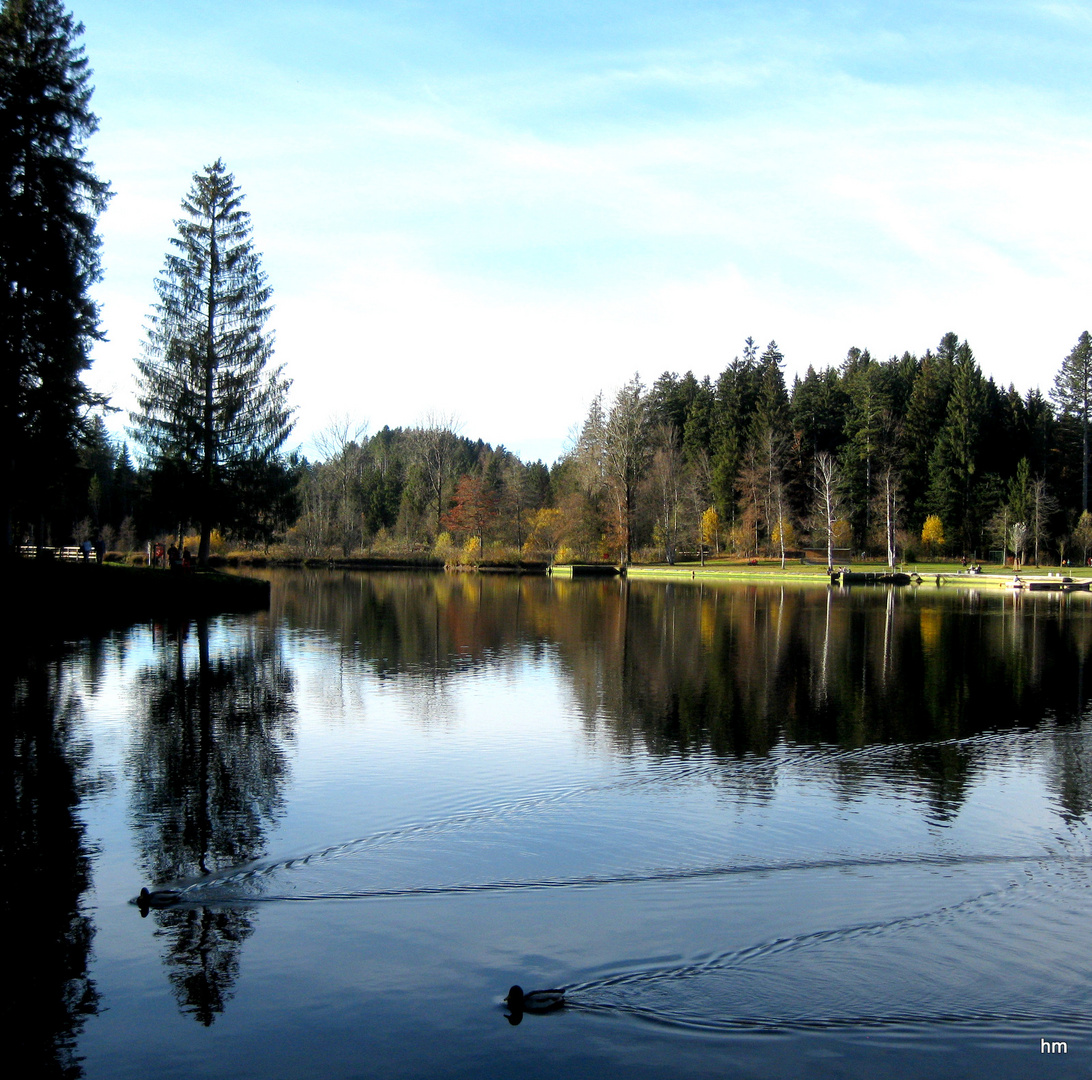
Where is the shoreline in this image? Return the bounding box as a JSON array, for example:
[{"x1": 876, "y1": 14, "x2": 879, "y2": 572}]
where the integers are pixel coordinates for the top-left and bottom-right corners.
[{"x1": 8, "y1": 559, "x2": 271, "y2": 645}]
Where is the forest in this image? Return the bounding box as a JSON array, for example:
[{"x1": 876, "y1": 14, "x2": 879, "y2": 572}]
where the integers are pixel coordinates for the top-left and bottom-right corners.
[
  {"x1": 58, "y1": 329, "x2": 1092, "y2": 569},
  {"x1": 5, "y1": 0, "x2": 1092, "y2": 570}
]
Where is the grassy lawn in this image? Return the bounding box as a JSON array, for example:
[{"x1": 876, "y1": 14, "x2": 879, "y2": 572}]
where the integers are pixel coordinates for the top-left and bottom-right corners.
[{"x1": 625, "y1": 557, "x2": 1092, "y2": 581}]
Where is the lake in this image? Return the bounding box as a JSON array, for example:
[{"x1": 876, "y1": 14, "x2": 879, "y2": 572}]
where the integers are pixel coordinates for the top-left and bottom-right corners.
[{"x1": 9, "y1": 569, "x2": 1092, "y2": 1078}]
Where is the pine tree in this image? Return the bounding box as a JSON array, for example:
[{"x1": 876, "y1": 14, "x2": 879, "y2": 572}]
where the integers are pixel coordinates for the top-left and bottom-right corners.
[
  {"x1": 604, "y1": 374, "x2": 651, "y2": 565},
  {"x1": 841, "y1": 348, "x2": 887, "y2": 549},
  {"x1": 711, "y1": 343, "x2": 760, "y2": 523},
  {"x1": 900, "y1": 339, "x2": 955, "y2": 525},
  {"x1": 0, "y1": 0, "x2": 110, "y2": 547},
  {"x1": 130, "y1": 160, "x2": 293, "y2": 565},
  {"x1": 1051, "y1": 330, "x2": 1092, "y2": 512},
  {"x1": 927, "y1": 340, "x2": 986, "y2": 553},
  {"x1": 790, "y1": 365, "x2": 848, "y2": 459}
]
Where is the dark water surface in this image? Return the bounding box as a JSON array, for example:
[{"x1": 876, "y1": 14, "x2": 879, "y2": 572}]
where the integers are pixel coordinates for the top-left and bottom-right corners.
[{"x1": 8, "y1": 570, "x2": 1092, "y2": 1078}]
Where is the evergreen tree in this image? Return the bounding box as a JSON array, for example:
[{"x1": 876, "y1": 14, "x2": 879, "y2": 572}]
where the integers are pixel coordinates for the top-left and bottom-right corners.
[
  {"x1": 112, "y1": 442, "x2": 137, "y2": 525},
  {"x1": 711, "y1": 342, "x2": 760, "y2": 523},
  {"x1": 0, "y1": 0, "x2": 110, "y2": 547},
  {"x1": 841, "y1": 348, "x2": 887, "y2": 549},
  {"x1": 562, "y1": 392, "x2": 609, "y2": 558},
  {"x1": 680, "y1": 375, "x2": 715, "y2": 463},
  {"x1": 130, "y1": 160, "x2": 293, "y2": 564},
  {"x1": 751, "y1": 341, "x2": 790, "y2": 441},
  {"x1": 927, "y1": 340, "x2": 987, "y2": 553},
  {"x1": 647, "y1": 370, "x2": 701, "y2": 434},
  {"x1": 77, "y1": 412, "x2": 114, "y2": 479},
  {"x1": 790, "y1": 365, "x2": 847, "y2": 459},
  {"x1": 1051, "y1": 330, "x2": 1092, "y2": 511},
  {"x1": 900, "y1": 338, "x2": 955, "y2": 525},
  {"x1": 604, "y1": 374, "x2": 651, "y2": 565},
  {"x1": 1024, "y1": 387, "x2": 1056, "y2": 480}
]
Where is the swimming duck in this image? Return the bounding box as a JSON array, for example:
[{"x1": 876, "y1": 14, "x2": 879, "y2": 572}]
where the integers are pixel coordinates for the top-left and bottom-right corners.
[
  {"x1": 136, "y1": 886, "x2": 181, "y2": 914},
  {"x1": 504, "y1": 985, "x2": 565, "y2": 1013}
]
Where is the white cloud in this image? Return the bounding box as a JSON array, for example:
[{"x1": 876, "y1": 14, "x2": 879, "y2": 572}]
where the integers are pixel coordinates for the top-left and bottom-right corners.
[{"x1": 81, "y1": 0, "x2": 1092, "y2": 463}]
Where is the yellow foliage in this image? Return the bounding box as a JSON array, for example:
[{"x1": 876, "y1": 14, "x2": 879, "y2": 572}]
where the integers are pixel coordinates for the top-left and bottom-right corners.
[
  {"x1": 727, "y1": 524, "x2": 750, "y2": 556},
  {"x1": 832, "y1": 519, "x2": 853, "y2": 548},
  {"x1": 921, "y1": 515, "x2": 945, "y2": 552},
  {"x1": 524, "y1": 507, "x2": 566, "y2": 556},
  {"x1": 772, "y1": 517, "x2": 797, "y2": 548},
  {"x1": 701, "y1": 506, "x2": 720, "y2": 547},
  {"x1": 554, "y1": 544, "x2": 577, "y2": 565}
]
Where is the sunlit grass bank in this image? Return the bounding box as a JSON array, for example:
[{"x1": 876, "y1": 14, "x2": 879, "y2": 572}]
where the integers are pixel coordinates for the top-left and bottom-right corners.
[{"x1": 623, "y1": 558, "x2": 1092, "y2": 587}]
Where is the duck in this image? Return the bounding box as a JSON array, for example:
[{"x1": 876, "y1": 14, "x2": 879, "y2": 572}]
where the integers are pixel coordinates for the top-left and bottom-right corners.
[
  {"x1": 136, "y1": 886, "x2": 181, "y2": 914},
  {"x1": 504, "y1": 985, "x2": 565, "y2": 1013}
]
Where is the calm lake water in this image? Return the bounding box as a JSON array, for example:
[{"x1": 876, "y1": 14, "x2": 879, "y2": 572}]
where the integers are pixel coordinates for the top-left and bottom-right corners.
[{"x1": 10, "y1": 570, "x2": 1092, "y2": 1078}]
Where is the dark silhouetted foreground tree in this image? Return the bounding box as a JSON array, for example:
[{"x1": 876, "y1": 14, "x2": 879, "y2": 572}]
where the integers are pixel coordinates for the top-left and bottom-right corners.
[
  {"x1": 130, "y1": 160, "x2": 293, "y2": 564},
  {"x1": 0, "y1": 0, "x2": 110, "y2": 548}
]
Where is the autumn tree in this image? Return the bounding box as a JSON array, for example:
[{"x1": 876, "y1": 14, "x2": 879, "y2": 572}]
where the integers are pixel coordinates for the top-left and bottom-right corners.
[
  {"x1": 411, "y1": 412, "x2": 461, "y2": 540},
  {"x1": 131, "y1": 160, "x2": 293, "y2": 565},
  {"x1": 921, "y1": 514, "x2": 945, "y2": 558},
  {"x1": 0, "y1": 0, "x2": 111, "y2": 546},
  {"x1": 300, "y1": 416, "x2": 370, "y2": 555},
  {"x1": 443, "y1": 473, "x2": 498, "y2": 556},
  {"x1": 498, "y1": 458, "x2": 534, "y2": 551},
  {"x1": 700, "y1": 506, "x2": 719, "y2": 564}
]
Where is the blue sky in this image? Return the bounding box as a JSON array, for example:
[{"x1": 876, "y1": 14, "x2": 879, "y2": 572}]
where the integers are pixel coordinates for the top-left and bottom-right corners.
[{"x1": 76, "y1": 1, "x2": 1092, "y2": 464}]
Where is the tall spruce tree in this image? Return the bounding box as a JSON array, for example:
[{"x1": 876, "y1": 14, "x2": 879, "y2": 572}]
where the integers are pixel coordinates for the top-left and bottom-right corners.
[
  {"x1": 711, "y1": 339, "x2": 760, "y2": 523},
  {"x1": 130, "y1": 160, "x2": 293, "y2": 565},
  {"x1": 1051, "y1": 330, "x2": 1092, "y2": 512},
  {"x1": 841, "y1": 348, "x2": 886, "y2": 548},
  {"x1": 0, "y1": 0, "x2": 110, "y2": 547},
  {"x1": 604, "y1": 374, "x2": 651, "y2": 566},
  {"x1": 900, "y1": 337, "x2": 956, "y2": 525},
  {"x1": 927, "y1": 340, "x2": 986, "y2": 553}
]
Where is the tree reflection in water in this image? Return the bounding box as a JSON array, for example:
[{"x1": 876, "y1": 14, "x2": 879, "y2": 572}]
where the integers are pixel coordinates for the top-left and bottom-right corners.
[
  {"x1": 4, "y1": 655, "x2": 100, "y2": 1078},
  {"x1": 129, "y1": 616, "x2": 294, "y2": 1025},
  {"x1": 267, "y1": 570, "x2": 1092, "y2": 822}
]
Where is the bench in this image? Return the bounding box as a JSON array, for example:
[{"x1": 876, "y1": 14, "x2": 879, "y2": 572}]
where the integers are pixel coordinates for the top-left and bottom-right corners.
[{"x1": 18, "y1": 544, "x2": 88, "y2": 561}]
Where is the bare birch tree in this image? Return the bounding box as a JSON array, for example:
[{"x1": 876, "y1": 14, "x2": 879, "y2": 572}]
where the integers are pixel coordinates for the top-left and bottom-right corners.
[
  {"x1": 814, "y1": 452, "x2": 841, "y2": 572},
  {"x1": 412, "y1": 411, "x2": 461, "y2": 540}
]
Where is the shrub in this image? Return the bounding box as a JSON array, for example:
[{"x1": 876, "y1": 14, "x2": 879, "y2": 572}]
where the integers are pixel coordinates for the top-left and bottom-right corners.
[{"x1": 461, "y1": 536, "x2": 481, "y2": 565}]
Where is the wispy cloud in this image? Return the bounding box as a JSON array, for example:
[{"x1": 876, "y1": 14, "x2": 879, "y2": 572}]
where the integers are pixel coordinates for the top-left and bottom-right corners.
[{"x1": 79, "y1": 0, "x2": 1092, "y2": 460}]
